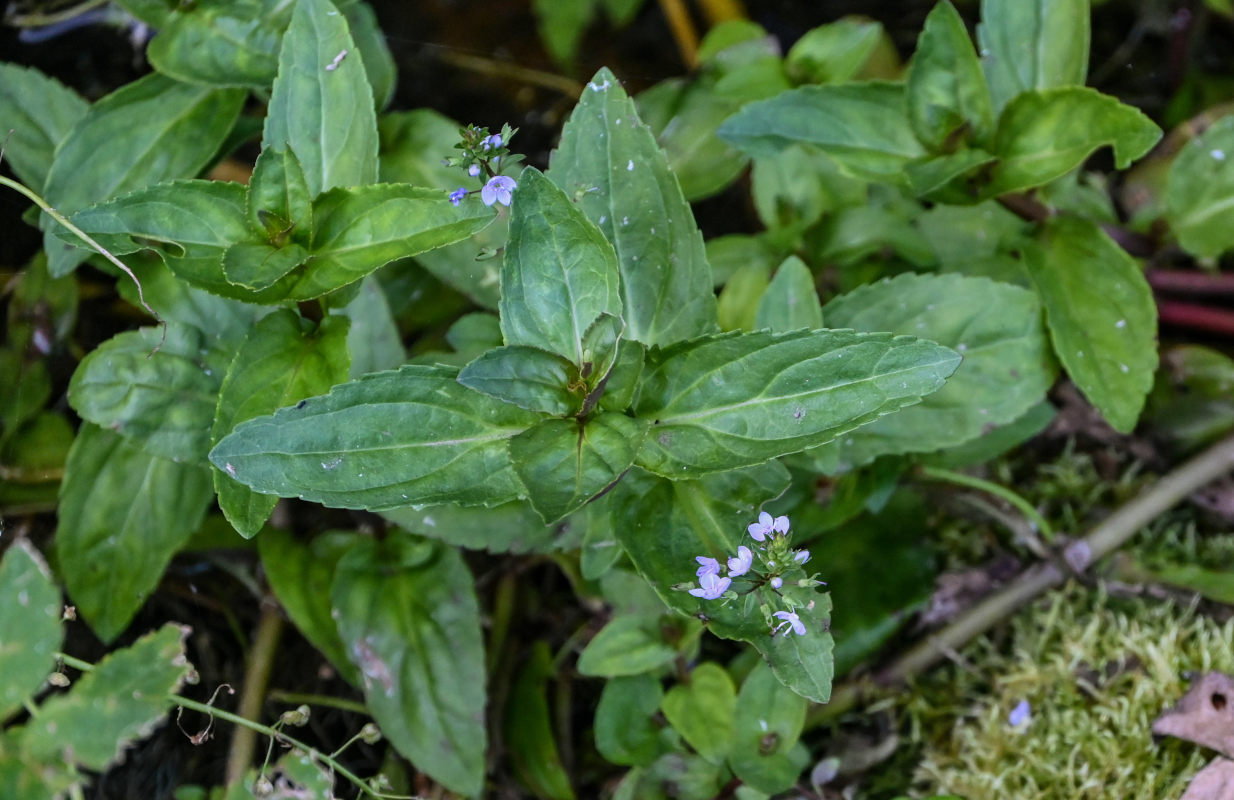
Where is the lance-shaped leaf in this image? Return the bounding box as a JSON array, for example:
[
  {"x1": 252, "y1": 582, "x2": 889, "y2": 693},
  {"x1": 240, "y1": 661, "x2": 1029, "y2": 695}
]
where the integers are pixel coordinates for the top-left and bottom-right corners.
[
  {"x1": 610, "y1": 466, "x2": 835, "y2": 701},
  {"x1": 259, "y1": 529, "x2": 360, "y2": 683},
  {"x1": 754, "y1": 256, "x2": 823, "y2": 333},
  {"x1": 501, "y1": 168, "x2": 623, "y2": 365},
  {"x1": 510, "y1": 413, "x2": 649, "y2": 524},
  {"x1": 18, "y1": 624, "x2": 192, "y2": 771},
  {"x1": 292, "y1": 184, "x2": 495, "y2": 300},
  {"x1": 716, "y1": 83, "x2": 925, "y2": 183},
  {"x1": 0, "y1": 541, "x2": 62, "y2": 721},
  {"x1": 222, "y1": 241, "x2": 310, "y2": 291},
  {"x1": 1166, "y1": 116, "x2": 1234, "y2": 258},
  {"x1": 68, "y1": 323, "x2": 226, "y2": 462},
  {"x1": 147, "y1": 0, "x2": 288, "y2": 89},
  {"x1": 547, "y1": 67, "x2": 717, "y2": 348},
  {"x1": 0, "y1": 63, "x2": 88, "y2": 189},
  {"x1": 458, "y1": 346, "x2": 580, "y2": 416},
  {"x1": 263, "y1": 0, "x2": 377, "y2": 197},
  {"x1": 504, "y1": 642, "x2": 577, "y2": 800},
  {"x1": 41, "y1": 73, "x2": 244, "y2": 277},
  {"x1": 978, "y1": 0, "x2": 1090, "y2": 114},
  {"x1": 632, "y1": 329, "x2": 961, "y2": 478},
  {"x1": 212, "y1": 311, "x2": 351, "y2": 537},
  {"x1": 332, "y1": 534, "x2": 486, "y2": 797},
  {"x1": 247, "y1": 146, "x2": 313, "y2": 242},
  {"x1": 210, "y1": 364, "x2": 539, "y2": 510},
  {"x1": 984, "y1": 87, "x2": 1161, "y2": 197},
  {"x1": 1025, "y1": 216, "x2": 1156, "y2": 433},
  {"x1": 907, "y1": 0, "x2": 994, "y2": 150},
  {"x1": 815, "y1": 272, "x2": 1055, "y2": 469},
  {"x1": 57, "y1": 424, "x2": 214, "y2": 642}
]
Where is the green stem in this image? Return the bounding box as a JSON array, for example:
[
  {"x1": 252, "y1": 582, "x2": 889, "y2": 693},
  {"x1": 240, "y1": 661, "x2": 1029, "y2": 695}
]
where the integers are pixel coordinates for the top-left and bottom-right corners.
[
  {"x1": 56, "y1": 652, "x2": 421, "y2": 799},
  {"x1": 919, "y1": 464, "x2": 1055, "y2": 541},
  {"x1": 226, "y1": 603, "x2": 284, "y2": 785},
  {"x1": 267, "y1": 690, "x2": 369, "y2": 716},
  {"x1": 0, "y1": 175, "x2": 162, "y2": 330}
]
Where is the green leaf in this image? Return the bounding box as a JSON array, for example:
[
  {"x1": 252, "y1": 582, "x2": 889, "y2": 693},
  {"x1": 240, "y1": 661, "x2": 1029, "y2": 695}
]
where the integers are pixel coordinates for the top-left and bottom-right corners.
[
  {"x1": 378, "y1": 109, "x2": 464, "y2": 188},
  {"x1": 577, "y1": 615, "x2": 677, "y2": 677},
  {"x1": 342, "y1": 1, "x2": 397, "y2": 110},
  {"x1": 56, "y1": 425, "x2": 214, "y2": 642},
  {"x1": 295, "y1": 184, "x2": 495, "y2": 300},
  {"x1": 0, "y1": 63, "x2": 88, "y2": 189},
  {"x1": 1166, "y1": 116, "x2": 1234, "y2": 258},
  {"x1": 147, "y1": 0, "x2": 288, "y2": 89},
  {"x1": 1025, "y1": 216, "x2": 1157, "y2": 432},
  {"x1": 210, "y1": 364, "x2": 539, "y2": 510},
  {"x1": 0, "y1": 541, "x2": 62, "y2": 721},
  {"x1": 547, "y1": 67, "x2": 718, "y2": 348},
  {"x1": 331, "y1": 534, "x2": 485, "y2": 797},
  {"x1": 258, "y1": 529, "x2": 360, "y2": 683},
  {"x1": 510, "y1": 414, "x2": 649, "y2": 524},
  {"x1": 501, "y1": 168, "x2": 622, "y2": 365},
  {"x1": 534, "y1": 0, "x2": 595, "y2": 66},
  {"x1": 42, "y1": 73, "x2": 245, "y2": 277},
  {"x1": 661, "y1": 662, "x2": 735, "y2": 764},
  {"x1": 718, "y1": 263, "x2": 770, "y2": 333},
  {"x1": 985, "y1": 87, "x2": 1161, "y2": 197},
  {"x1": 632, "y1": 329, "x2": 961, "y2": 478},
  {"x1": 504, "y1": 642, "x2": 576, "y2": 800},
  {"x1": 754, "y1": 256, "x2": 823, "y2": 332},
  {"x1": 977, "y1": 0, "x2": 1090, "y2": 114},
  {"x1": 905, "y1": 148, "x2": 997, "y2": 201},
  {"x1": 637, "y1": 77, "x2": 748, "y2": 202},
  {"x1": 815, "y1": 272, "x2": 1054, "y2": 469},
  {"x1": 247, "y1": 146, "x2": 313, "y2": 242},
  {"x1": 222, "y1": 241, "x2": 310, "y2": 291},
  {"x1": 717, "y1": 82, "x2": 925, "y2": 182},
  {"x1": 594, "y1": 674, "x2": 668, "y2": 767},
  {"x1": 383, "y1": 499, "x2": 566, "y2": 555},
  {"x1": 581, "y1": 497, "x2": 623, "y2": 579},
  {"x1": 920, "y1": 399, "x2": 1056, "y2": 469},
  {"x1": 907, "y1": 1, "x2": 994, "y2": 150},
  {"x1": 458, "y1": 346, "x2": 580, "y2": 416},
  {"x1": 263, "y1": 0, "x2": 378, "y2": 198},
  {"x1": 18, "y1": 624, "x2": 191, "y2": 771},
  {"x1": 785, "y1": 18, "x2": 886, "y2": 84},
  {"x1": 212, "y1": 311, "x2": 351, "y2": 537},
  {"x1": 116, "y1": 254, "x2": 259, "y2": 346},
  {"x1": 63, "y1": 180, "x2": 272, "y2": 302},
  {"x1": 599, "y1": 339, "x2": 646, "y2": 413},
  {"x1": 68, "y1": 324, "x2": 226, "y2": 462},
  {"x1": 336, "y1": 276, "x2": 406, "y2": 377},
  {"x1": 727, "y1": 662, "x2": 808, "y2": 794}
]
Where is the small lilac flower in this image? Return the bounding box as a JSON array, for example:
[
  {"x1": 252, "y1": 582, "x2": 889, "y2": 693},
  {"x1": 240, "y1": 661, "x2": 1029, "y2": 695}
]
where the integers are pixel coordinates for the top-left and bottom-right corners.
[
  {"x1": 695, "y1": 556, "x2": 721, "y2": 577},
  {"x1": 794, "y1": 549, "x2": 811, "y2": 565},
  {"x1": 449, "y1": 187, "x2": 467, "y2": 206},
  {"x1": 481, "y1": 175, "x2": 516, "y2": 207},
  {"x1": 689, "y1": 572, "x2": 731, "y2": 600},
  {"x1": 468, "y1": 163, "x2": 481, "y2": 177},
  {"x1": 770, "y1": 577, "x2": 783, "y2": 590},
  {"x1": 1009, "y1": 699, "x2": 1031, "y2": 728},
  {"x1": 727, "y1": 546, "x2": 753, "y2": 577},
  {"x1": 773, "y1": 610, "x2": 806, "y2": 636},
  {"x1": 747, "y1": 511, "x2": 790, "y2": 542},
  {"x1": 481, "y1": 133, "x2": 502, "y2": 150}
]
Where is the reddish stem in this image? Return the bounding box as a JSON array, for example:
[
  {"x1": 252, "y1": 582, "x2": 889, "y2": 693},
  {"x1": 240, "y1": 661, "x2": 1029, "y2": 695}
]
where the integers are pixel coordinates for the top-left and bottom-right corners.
[
  {"x1": 1148, "y1": 269, "x2": 1234, "y2": 295},
  {"x1": 1157, "y1": 299, "x2": 1234, "y2": 336}
]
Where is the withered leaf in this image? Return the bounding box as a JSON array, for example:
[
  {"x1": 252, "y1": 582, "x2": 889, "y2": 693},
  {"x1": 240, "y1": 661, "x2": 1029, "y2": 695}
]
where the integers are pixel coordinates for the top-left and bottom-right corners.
[{"x1": 1153, "y1": 672, "x2": 1234, "y2": 759}]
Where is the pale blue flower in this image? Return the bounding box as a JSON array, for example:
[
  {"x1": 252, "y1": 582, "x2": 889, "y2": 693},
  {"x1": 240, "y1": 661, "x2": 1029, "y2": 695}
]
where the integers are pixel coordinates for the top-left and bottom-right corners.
[
  {"x1": 449, "y1": 187, "x2": 467, "y2": 206},
  {"x1": 481, "y1": 133, "x2": 502, "y2": 150},
  {"x1": 770, "y1": 577, "x2": 783, "y2": 589},
  {"x1": 773, "y1": 610, "x2": 806, "y2": 636},
  {"x1": 468, "y1": 163, "x2": 481, "y2": 177},
  {"x1": 1009, "y1": 699, "x2": 1031, "y2": 728},
  {"x1": 481, "y1": 175, "x2": 516, "y2": 206},
  {"x1": 689, "y1": 572, "x2": 730, "y2": 600},
  {"x1": 748, "y1": 511, "x2": 790, "y2": 542},
  {"x1": 695, "y1": 556, "x2": 721, "y2": 577},
  {"x1": 794, "y1": 550, "x2": 811, "y2": 564},
  {"x1": 727, "y1": 546, "x2": 753, "y2": 577}
]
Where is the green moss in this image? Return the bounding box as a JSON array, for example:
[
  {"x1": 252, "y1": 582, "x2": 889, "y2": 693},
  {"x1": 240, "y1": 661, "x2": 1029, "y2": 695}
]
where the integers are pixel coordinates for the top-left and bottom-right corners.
[{"x1": 907, "y1": 585, "x2": 1234, "y2": 799}]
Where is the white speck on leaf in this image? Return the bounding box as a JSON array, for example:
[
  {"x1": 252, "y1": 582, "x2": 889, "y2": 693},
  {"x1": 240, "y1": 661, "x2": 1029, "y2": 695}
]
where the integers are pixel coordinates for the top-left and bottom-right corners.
[
  {"x1": 627, "y1": 160, "x2": 634, "y2": 171},
  {"x1": 598, "y1": 215, "x2": 606, "y2": 224},
  {"x1": 1213, "y1": 149, "x2": 1227, "y2": 160},
  {"x1": 224, "y1": 463, "x2": 237, "y2": 477},
  {"x1": 1116, "y1": 319, "x2": 1126, "y2": 328},
  {"x1": 321, "y1": 457, "x2": 343, "y2": 470},
  {"x1": 325, "y1": 49, "x2": 348, "y2": 71},
  {"x1": 622, "y1": 216, "x2": 629, "y2": 225},
  {"x1": 1120, "y1": 363, "x2": 1129, "y2": 373},
  {"x1": 588, "y1": 78, "x2": 611, "y2": 92}
]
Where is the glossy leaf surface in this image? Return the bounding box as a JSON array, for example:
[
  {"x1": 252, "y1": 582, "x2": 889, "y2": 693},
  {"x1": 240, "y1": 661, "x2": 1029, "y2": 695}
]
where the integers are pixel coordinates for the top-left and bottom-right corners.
[
  {"x1": 907, "y1": 0, "x2": 993, "y2": 150},
  {"x1": 633, "y1": 329, "x2": 961, "y2": 477},
  {"x1": 210, "y1": 365, "x2": 539, "y2": 510},
  {"x1": 458, "y1": 345, "x2": 579, "y2": 416},
  {"x1": 977, "y1": 0, "x2": 1090, "y2": 113},
  {"x1": 548, "y1": 67, "x2": 717, "y2": 348},
  {"x1": 332, "y1": 535, "x2": 485, "y2": 796},
  {"x1": 1166, "y1": 115, "x2": 1234, "y2": 258},
  {"x1": 754, "y1": 256, "x2": 823, "y2": 332},
  {"x1": 0, "y1": 63, "x2": 88, "y2": 189}
]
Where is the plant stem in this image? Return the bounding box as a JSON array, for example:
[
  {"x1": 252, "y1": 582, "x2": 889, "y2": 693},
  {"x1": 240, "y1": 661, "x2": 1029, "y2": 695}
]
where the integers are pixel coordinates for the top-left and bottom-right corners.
[
  {"x1": 0, "y1": 175, "x2": 161, "y2": 329},
  {"x1": 226, "y1": 601, "x2": 284, "y2": 785},
  {"x1": 431, "y1": 49, "x2": 583, "y2": 97},
  {"x1": 658, "y1": 0, "x2": 699, "y2": 67},
  {"x1": 807, "y1": 430, "x2": 1234, "y2": 727},
  {"x1": 267, "y1": 690, "x2": 369, "y2": 716},
  {"x1": 918, "y1": 465, "x2": 1055, "y2": 541},
  {"x1": 1157, "y1": 299, "x2": 1234, "y2": 336}
]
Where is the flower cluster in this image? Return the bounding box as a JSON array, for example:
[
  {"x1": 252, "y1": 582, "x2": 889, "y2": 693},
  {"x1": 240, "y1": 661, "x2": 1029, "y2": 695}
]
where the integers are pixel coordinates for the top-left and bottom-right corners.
[
  {"x1": 682, "y1": 511, "x2": 824, "y2": 638},
  {"x1": 446, "y1": 124, "x2": 522, "y2": 208}
]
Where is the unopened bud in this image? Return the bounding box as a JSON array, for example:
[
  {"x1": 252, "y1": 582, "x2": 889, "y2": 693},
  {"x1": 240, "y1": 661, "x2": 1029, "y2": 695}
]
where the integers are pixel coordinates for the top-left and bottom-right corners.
[
  {"x1": 280, "y1": 705, "x2": 310, "y2": 727},
  {"x1": 360, "y1": 722, "x2": 382, "y2": 744}
]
